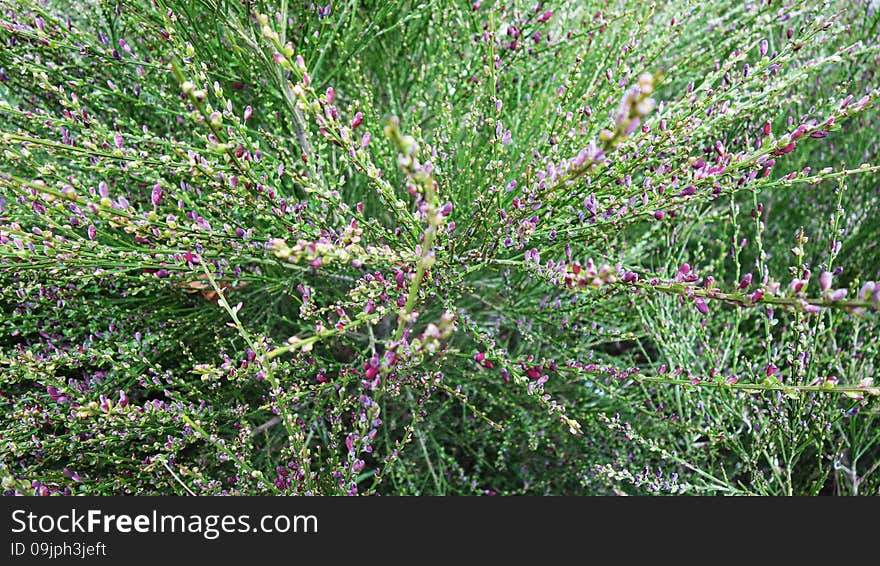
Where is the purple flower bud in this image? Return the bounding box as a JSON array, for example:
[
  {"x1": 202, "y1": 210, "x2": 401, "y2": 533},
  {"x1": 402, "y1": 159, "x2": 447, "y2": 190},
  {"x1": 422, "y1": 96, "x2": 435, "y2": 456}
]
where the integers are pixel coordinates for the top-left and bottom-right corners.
[
  {"x1": 739, "y1": 273, "x2": 752, "y2": 289},
  {"x1": 63, "y1": 468, "x2": 82, "y2": 482},
  {"x1": 759, "y1": 39, "x2": 769, "y2": 57},
  {"x1": 87, "y1": 225, "x2": 97, "y2": 240},
  {"x1": 819, "y1": 271, "x2": 832, "y2": 292},
  {"x1": 151, "y1": 183, "x2": 162, "y2": 207},
  {"x1": 790, "y1": 124, "x2": 807, "y2": 140},
  {"x1": 537, "y1": 10, "x2": 553, "y2": 23},
  {"x1": 243, "y1": 105, "x2": 253, "y2": 122},
  {"x1": 351, "y1": 111, "x2": 363, "y2": 129},
  {"x1": 570, "y1": 148, "x2": 589, "y2": 169},
  {"x1": 624, "y1": 117, "x2": 641, "y2": 135},
  {"x1": 325, "y1": 86, "x2": 335, "y2": 104},
  {"x1": 772, "y1": 142, "x2": 796, "y2": 156},
  {"x1": 827, "y1": 288, "x2": 847, "y2": 301},
  {"x1": 694, "y1": 297, "x2": 709, "y2": 315}
]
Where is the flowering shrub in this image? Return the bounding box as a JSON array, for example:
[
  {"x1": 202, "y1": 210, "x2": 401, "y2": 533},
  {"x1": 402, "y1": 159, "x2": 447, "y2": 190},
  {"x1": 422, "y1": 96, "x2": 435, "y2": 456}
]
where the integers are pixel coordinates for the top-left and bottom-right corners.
[{"x1": 1, "y1": 0, "x2": 879, "y2": 496}]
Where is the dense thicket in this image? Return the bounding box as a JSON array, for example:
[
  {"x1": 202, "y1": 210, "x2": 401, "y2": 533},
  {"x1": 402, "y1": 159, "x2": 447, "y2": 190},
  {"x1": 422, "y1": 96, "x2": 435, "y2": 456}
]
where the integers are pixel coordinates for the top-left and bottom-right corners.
[{"x1": 2, "y1": 0, "x2": 879, "y2": 495}]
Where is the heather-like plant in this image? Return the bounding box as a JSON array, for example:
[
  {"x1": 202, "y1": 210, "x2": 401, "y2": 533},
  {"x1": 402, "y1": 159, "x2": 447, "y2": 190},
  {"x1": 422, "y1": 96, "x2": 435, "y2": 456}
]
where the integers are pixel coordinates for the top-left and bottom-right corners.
[{"x1": 1, "y1": 0, "x2": 879, "y2": 496}]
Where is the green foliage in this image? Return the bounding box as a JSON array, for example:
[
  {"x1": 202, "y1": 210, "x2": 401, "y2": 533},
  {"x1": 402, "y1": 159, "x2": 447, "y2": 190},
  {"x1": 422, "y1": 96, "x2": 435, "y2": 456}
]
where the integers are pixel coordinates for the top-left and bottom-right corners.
[{"x1": 1, "y1": 0, "x2": 879, "y2": 496}]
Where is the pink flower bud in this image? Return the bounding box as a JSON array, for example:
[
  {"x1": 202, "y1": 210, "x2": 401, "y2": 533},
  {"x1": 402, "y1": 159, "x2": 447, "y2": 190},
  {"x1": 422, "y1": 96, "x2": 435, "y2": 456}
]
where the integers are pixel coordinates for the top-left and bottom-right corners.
[
  {"x1": 350, "y1": 111, "x2": 363, "y2": 129},
  {"x1": 537, "y1": 10, "x2": 553, "y2": 23},
  {"x1": 759, "y1": 39, "x2": 769, "y2": 57},
  {"x1": 243, "y1": 105, "x2": 253, "y2": 122}
]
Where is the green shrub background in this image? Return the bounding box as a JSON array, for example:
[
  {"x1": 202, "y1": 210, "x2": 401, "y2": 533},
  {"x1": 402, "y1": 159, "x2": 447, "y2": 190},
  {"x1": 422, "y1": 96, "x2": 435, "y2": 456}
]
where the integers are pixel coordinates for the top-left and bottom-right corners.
[{"x1": 1, "y1": 0, "x2": 879, "y2": 495}]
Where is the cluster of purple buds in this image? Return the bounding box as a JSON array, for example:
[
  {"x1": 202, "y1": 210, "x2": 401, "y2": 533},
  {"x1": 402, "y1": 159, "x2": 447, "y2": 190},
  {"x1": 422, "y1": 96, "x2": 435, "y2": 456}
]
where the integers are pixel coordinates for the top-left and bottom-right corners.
[
  {"x1": 269, "y1": 222, "x2": 395, "y2": 269},
  {"x1": 274, "y1": 461, "x2": 306, "y2": 492},
  {"x1": 382, "y1": 117, "x2": 452, "y2": 234},
  {"x1": 362, "y1": 311, "x2": 455, "y2": 391},
  {"x1": 529, "y1": 253, "x2": 618, "y2": 290},
  {"x1": 409, "y1": 311, "x2": 456, "y2": 356},
  {"x1": 474, "y1": 351, "x2": 494, "y2": 369},
  {"x1": 600, "y1": 73, "x2": 656, "y2": 149}
]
